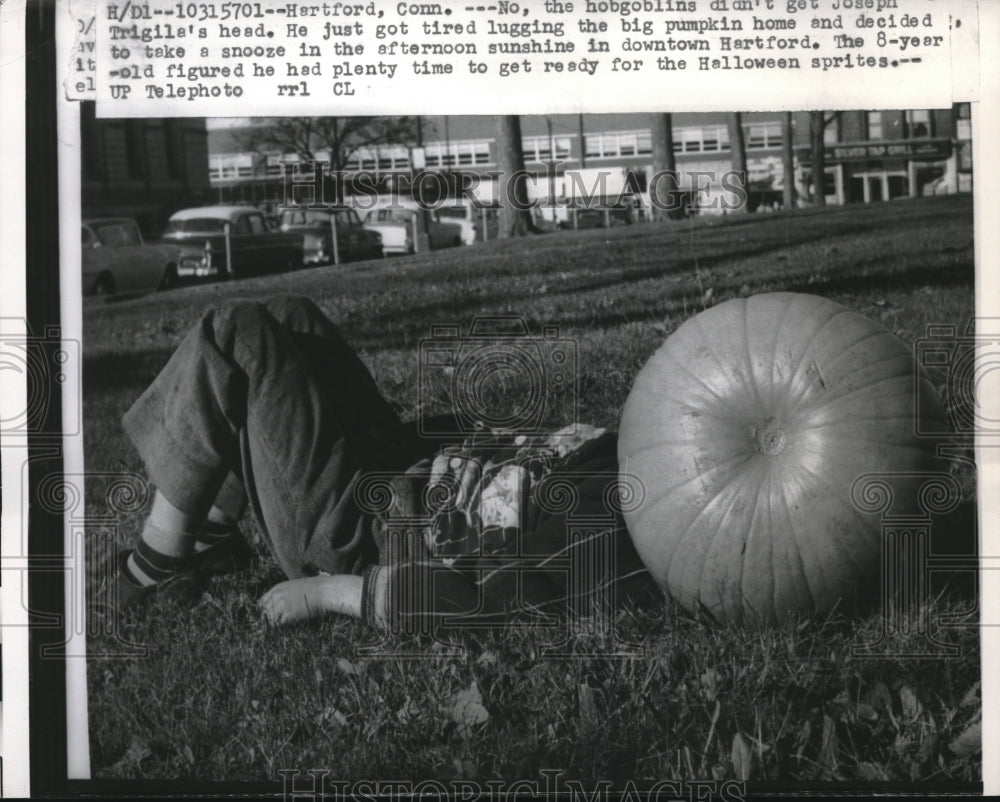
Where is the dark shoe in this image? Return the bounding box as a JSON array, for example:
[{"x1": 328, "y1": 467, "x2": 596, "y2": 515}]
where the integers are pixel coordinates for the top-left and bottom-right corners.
[
  {"x1": 100, "y1": 552, "x2": 203, "y2": 617},
  {"x1": 191, "y1": 525, "x2": 256, "y2": 577}
]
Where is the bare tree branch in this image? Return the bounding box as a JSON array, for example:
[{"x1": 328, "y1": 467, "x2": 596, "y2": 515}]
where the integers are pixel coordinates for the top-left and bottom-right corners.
[{"x1": 237, "y1": 116, "x2": 422, "y2": 174}]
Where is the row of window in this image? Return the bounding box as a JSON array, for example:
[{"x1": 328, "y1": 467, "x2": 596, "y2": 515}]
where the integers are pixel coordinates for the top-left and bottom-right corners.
[
  {"x1": 81, "y1": 107, "x2": 191, "y2": 182},
  {"x1": 208, "y1": 140, "x2": 498, "y2": 180},
  {"x1": 583, "y1": 123, "x2": 785, "y2": 159},
  {"x1": 849, "y1": 110, "x2": 940, "y2": 143},
  {"x1": 208, "y1": 124, "x2": 783, "y2": 181},
  {"x1": 207, "y1": 111, "x2": 952, "y2": 182}
]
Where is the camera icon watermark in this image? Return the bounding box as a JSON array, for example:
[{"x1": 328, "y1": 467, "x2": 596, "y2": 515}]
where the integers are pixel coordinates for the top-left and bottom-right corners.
[
  {"x1": 0, "y1": 319, "x2": 81, "y2": 437},
  {"x1": 6, "y1": 468, "x2": 150, "y2": 659},
  {"x1": 915, "y1": 319, "x2": 1000, "y2": 437},
  {"x1": 418, "y1": 317, "x2": 578, "y2": 438},
  {"x1": 850, "y1": 471, "x2": 974, "y2": 660}
]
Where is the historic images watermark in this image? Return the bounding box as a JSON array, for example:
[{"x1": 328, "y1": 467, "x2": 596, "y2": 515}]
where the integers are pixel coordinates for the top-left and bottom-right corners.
[
  {"x1": 418, "y1": 316, "x2": 578, "y2": 436},
  {"x1": 279, "y1": 768, "x2": 747, "y2": 802},
  {"x1": 0, "y1": 319, "x2": 151, "y2": 656},
  {"x1": 346, "y1": 316, "x2": 648, "y2": 658},
  {"x1": 0, "y1": 318, "x2": 80, "y2": 439},
  {"x1": 847, "y1": 317, "x2": 988, "y2": 659},
  {"x1": 276, "y1": 159, "x2": 748, "y2": 215}
]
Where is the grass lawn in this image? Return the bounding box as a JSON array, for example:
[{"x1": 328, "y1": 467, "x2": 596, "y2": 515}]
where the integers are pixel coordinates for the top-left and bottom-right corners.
[{"x1": 84, "y1": 196, "x2": 980, "y2": 787}]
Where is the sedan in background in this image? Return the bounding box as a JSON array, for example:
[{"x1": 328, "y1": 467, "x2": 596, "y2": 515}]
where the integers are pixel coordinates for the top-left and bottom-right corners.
[
  {"x1": 361, "y1": 199, "x2": 466, "y2": 255},
  {"x1": 160, "y1": 205, "x2": 303, "y2": 280},
  {"x1": 278, "y1": 207, "x2": 383, "y2": 265},
  {"x1": 435, "y1": 203, "x2": 500, "y2": 244},
  {"x1": 82, "y1": 218, "x2": 185, "y2": 296}
]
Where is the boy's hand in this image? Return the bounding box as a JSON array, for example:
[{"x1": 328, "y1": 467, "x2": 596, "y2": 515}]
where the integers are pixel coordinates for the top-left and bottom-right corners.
[{"x1": 259, "y1": 575, "x2": 362, "y2": 624}]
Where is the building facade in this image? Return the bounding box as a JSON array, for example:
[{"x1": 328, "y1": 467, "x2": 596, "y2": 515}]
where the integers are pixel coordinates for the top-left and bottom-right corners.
[
  {"x1": 81, "y1": 102, "x2": 211, "y2": 235},
  {"x1": 806, "y1": 107, "x2": 971, "y2": 205},
  {"x1": 206, "y1": 108, "x2": 972, "y2": 215}
]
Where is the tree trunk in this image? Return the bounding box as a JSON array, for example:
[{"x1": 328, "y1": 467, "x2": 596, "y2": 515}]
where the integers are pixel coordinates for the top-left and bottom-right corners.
[
  {"x1": 782, "y1": 111, "x2": 796, "y2": 211},
  {"x1": 809, "y1": 111, "x2": 827, "y2": 207},
  {"x1": 327, "y1": 117, "x2": 342, "y2": 205},
  {"x1": 650, "y1": 113, "x2": 678, "y2": 221},
  {"x1": 494, "y1": 115, "x2": 539, "y2": 237},
  {"x1": 727, "y1": 112, "x2": 748, "y2": 213}
]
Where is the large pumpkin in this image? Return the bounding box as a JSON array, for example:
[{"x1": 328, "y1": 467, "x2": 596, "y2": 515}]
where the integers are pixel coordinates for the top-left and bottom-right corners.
[{"x1": 617, "y1": 293, "x2": 947, "y2": 622}]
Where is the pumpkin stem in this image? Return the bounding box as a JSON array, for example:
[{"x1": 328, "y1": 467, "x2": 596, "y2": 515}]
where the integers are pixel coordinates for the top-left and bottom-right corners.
[{"x1": 754, "y1": 418, "x2": 787, "y2": 456}]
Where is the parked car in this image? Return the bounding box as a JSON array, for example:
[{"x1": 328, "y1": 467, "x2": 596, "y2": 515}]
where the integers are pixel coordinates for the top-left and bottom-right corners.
[
  {"x1": 82, "y1": 218, "x2": 185, "y2": 296},
  {"x1": 277, "y1": 207, "x2": 383, "y2": 265},
  {"x1": 435, "y1": 203, "x2": 500, "y2": 244},
  {"x1": 361, "y1": 199, "x2": 465, "y2": 255},
  {"x1": 160, "y1": 205, "x2": 303, "y2": 280},
  {"x1": 560, "y1": 204, "x2": 637, "y2": 230}
]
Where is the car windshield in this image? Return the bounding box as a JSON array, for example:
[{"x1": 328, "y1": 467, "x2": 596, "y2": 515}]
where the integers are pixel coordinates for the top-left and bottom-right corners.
[
  {"x1": 93, "y1": 222, "x2": 142, "y2": 246},
  {"x1": 163, "y1": 218, "x2": 228, "y2": 235},
  {"x1": 370, "y1": 209, "x2": 412, "y2": 224},
  {"x1": 280, "y1": 210, "x2": 334, "y2": 227},
  {"x1": 280, "y1": 209, "x2": 360, "y2": 229}
]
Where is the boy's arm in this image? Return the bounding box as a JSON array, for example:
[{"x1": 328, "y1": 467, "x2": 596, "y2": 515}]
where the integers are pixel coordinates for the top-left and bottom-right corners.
[{"x1": 259, "y1": 575, "x2": 363, "y2": 625}]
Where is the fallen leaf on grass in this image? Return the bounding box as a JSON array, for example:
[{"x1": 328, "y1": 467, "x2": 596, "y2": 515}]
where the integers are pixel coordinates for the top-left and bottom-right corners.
[
  {"x1": 579, "y1": 683, "x2": 600, "y2": 740},
  {"x1": 820, "y1": 714, "x2": 839, "y2": 778},
  {"x1": 396, "y1": 696, "x2": 422, "y2": 724},
  {"x1": 899, "y1": 685, "x2": 922, "y2": 721},
  {"x1": 336, "y1": 657, "x2": 361, "y2": 675},
  {"x1": 916, "y1": 730, "x2": 939, "y2": 767},
  {"x1": 960, "y1": 681, "x2": 980, "y2": 708},
  {"x1": 452, "y1": 757, "x2": 478, "y2": 778},
  {"x1": 856, "y1": 761, "x2": 888, "y2": 781},
  {"x1": 316, "y1": 707, "x2": 349, "y2": 729},
  {"x1": 700, "y1": 668, "x2": 720, "y2": 702},
  {"x1": 109, "y1": 736, "x2": 151, "y2": 774},
  {"x1": 948, "y1": 722, "x2": 981, "y2": 757},
  {"x1": 447, "y1": 681, "x2": 489, "y2": 737},
  {"x1": 731, "y1": 732, "x2": 753, "y2": 781},
  {"x1": 794, "y1": 719, "x2": 811, "y2": 764}
]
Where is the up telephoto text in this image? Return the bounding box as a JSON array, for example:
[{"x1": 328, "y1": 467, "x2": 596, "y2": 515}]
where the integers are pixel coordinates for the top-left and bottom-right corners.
[{"x1": 99, "y1": 0, "x2": 947, "y2": 102}]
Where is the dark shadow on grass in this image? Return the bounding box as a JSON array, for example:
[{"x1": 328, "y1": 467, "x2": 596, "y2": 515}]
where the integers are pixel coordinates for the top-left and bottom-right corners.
[
  {"x1": 84, "y1": 349, "x2": 175, "y2": 396},
  {"x1": 339, "y1": 232, "x2": 972, "y2": 352},
  {"x1": 780, "y1": 259, "x2": 974, "y2": 297},
  {"x1": 82, "y1": 250, "x2": 973, "y2": 382},
  {"x1": 540, "y1": 255, "x2": 974, "y2": 333},
  {"x1": 348, "y1": 222, "x2": 924, "y2": 342}
]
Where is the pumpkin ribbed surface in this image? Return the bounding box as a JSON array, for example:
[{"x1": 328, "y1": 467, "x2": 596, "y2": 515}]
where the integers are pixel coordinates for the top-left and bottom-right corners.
[{"x1": 617, "y1": 293, "x2": 946, "y2": 622}]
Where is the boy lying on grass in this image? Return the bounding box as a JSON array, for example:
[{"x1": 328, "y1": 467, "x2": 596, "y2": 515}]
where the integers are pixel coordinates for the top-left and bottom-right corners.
[{"x1": 107, "y1": 296, "x2": 655, "y2": 633}]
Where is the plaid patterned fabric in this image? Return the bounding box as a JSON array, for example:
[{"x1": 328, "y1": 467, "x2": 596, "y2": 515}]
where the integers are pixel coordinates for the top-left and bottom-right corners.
[
  {"x1": 360, "y1": 423, "x2": 613, "y2": 630},
  {"x1": 424, "y1": 424, "x2": 608, "y2": 560}
]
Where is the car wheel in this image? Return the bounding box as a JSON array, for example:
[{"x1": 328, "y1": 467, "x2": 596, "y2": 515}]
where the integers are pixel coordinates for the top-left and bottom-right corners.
[
  {"x1": 158, "y1": 264, "x2": 178, "y2": 291},
  {"x1": 93, "y1": 272, "x2": 115, "y2": 296},
  {"x1": 452, "y1": 236, "x2": 462, "y2": 247}
]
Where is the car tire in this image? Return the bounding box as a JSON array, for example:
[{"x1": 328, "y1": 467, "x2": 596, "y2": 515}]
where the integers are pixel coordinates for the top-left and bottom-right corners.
[
  {"x1": 158, "y1": 264, "x2": 178, "y2": 291},
  {"x1": 93, "y1": 272, "x2": 115, "y2": 296}
]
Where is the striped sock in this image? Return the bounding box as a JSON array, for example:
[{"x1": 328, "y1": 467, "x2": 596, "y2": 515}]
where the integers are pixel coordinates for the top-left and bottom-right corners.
[
  {"x1": 122, "y1": 537, "x2": 192, "y2": 588},
  {"x1": 194, "y1": 520, "x2": 237, "y2": 553}
]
